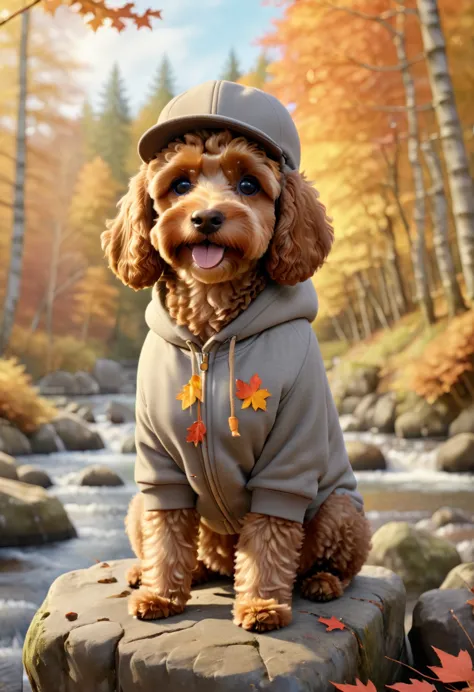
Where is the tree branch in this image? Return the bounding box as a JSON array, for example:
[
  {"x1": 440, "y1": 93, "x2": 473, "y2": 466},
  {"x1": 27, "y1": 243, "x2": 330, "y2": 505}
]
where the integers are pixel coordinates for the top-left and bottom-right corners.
[
  {"x1": 346, "y1": 52, "x2": 425, "y2": 73},
  {"x1": 0, "y1": 0, "x2": 42, "y2": 27},
  {"x1": 317, "y1": 0, "x2": 397, "y2": 35}
]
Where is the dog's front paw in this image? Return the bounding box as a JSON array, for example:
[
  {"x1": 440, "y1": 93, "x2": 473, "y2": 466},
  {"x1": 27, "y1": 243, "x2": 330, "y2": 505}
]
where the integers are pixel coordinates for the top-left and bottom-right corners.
[
  {"x1": 233, "y1": 597, "x2": 292, "y2": 632},
  {"x1": 128, "y1": 588, "x2": 184, "y2": 620},
  {"x1": 126, "y1": 563, "x2": 142, "y2": 589}
]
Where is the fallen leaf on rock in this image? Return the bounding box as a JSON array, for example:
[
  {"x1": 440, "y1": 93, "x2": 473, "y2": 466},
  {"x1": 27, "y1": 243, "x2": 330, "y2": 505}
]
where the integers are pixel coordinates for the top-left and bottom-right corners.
[
  {"x1": 97, "y1": 617, "x2": 110, "y2": 622},
  {"x1": 318, "y1": 616, "x2": 346, "y2": 632},
  {"x1": 98, "y1": 577, "x2": 117, "y2": 584},
  {"x1": 65, "y1": 612, "x2": 78, "y2": 621},
  {"x1": 350, "y1": 596, "x2": 384, "y2": 612},
  {"x1": 387, "y1": 680, "x2": 436, "y2": 692},
  {"x1": 429, "y1": 647, "x2": 474, "y2": 684},
  {"x1": 100, "y1": 562, "x2": 110, "y2": 568},
  {"x1": 107, "y1": 590, "x2": 131, "y2": 599},
  {"x1": 331, "y1": 678, "x2": 376, "y2": 692}
]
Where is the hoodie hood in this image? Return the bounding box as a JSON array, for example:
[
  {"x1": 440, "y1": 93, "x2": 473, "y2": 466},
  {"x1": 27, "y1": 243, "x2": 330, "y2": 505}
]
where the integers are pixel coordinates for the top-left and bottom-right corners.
[{"x1": 145, "y1": 279, "x2": 319, "y2": 350}]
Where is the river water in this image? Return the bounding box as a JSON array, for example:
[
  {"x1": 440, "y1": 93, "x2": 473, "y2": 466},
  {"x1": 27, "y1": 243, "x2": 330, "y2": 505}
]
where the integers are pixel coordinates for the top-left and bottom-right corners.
[{"x1": 1, "y1": 398, "x2": 473, "y2": 690}]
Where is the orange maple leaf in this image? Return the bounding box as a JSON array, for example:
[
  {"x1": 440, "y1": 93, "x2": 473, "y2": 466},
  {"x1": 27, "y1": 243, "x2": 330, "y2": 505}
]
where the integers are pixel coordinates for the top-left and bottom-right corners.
[
  {"x1": 429, "y1": 647, "x2": 474, "y2": 684},
  {"x1": 387, "y1": 680, "x2": 436, "y2": 692},
  {"x1": 186, "y1": 420, "x2": 206, "y2": 446},
  {"x1": 134, "y1": 13, "x2": 152, "y2": 29},
  {"x1": 236, "y1": 373, "x2": 271, "y2": 411},
  {"x1": 87, "y1": 14, "x2": 104, "y2": 31},
  {"x1": 43, "y1": 0, "x2": 63, "y2": 15},
  {"x1": 331, "y1": 679, "x2": 376, "y2": 692},
  {"x1": 319, "y1": 616, "x2": 346, "y2": 632},
  {"x1": 467, "y1": 597, "x2": 474, "y2": 610},
  {"x1": 177, "y1": 375, "x2": 203, "y2": 410}
]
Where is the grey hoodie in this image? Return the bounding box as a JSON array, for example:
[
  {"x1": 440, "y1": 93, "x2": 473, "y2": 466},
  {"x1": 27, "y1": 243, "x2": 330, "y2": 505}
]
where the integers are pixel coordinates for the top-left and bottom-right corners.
[{"x1": 135, "y1": 279, "x2": 363, "y2": 535}]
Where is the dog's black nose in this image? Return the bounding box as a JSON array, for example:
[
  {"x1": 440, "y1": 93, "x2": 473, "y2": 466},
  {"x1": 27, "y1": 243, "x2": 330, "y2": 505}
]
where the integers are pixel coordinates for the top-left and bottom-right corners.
[{"x1": 191, "y1": 209, "x2": 225, "y2": 235}]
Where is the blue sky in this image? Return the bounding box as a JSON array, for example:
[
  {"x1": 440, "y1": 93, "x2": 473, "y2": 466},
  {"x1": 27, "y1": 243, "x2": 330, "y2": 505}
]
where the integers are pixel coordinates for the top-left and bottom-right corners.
[{"x1": 72, "y1": 0, "x2": 284, "y2": 115}]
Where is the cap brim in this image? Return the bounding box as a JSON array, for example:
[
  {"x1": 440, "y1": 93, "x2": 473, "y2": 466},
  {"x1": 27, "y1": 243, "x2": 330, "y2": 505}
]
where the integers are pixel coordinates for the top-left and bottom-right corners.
[{"x1": 138, "y1": 114, "x2": 285, "y2": 166}]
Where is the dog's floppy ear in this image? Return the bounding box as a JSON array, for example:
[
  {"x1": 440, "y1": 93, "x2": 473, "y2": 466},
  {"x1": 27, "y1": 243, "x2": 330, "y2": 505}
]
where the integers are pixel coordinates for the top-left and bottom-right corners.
[
  {"x1": 266, "y1": 168, "x2": 334, "y2": 285},
  {"x1": 101, "y1": 163, "x2": 164, "y2": 290}
]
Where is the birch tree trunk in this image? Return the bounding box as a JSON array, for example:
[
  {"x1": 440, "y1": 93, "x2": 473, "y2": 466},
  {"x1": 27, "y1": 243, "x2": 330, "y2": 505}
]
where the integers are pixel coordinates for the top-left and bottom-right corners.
[
  {"x1": 381, "y1": 214, "x2": 408, "y2": 314},
  {"x1": 354, "y1": 273, "x2": 372, "y2": 339},
  {"x1": 0, "y1": 9, "x2": 29, "y2": 353},
  {"x1": 395, "y1": 7, "x2": 435, "y2": 326},
  {"x1": 331, "y1": 315, "x2": 349, "y2": 343},
  {"x1": 417, "y1": 0, "x2": 474, "y2": 301},
  {"x1": 421, "y1": 138, "x2": 466, "y2": 316},
  {"x1": 45, "y1": 221, "x2": 62, "y2": 372}
]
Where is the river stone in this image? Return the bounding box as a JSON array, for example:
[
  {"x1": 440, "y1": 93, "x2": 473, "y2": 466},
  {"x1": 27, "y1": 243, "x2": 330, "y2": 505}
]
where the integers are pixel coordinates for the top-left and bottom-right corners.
[
  {"x1": 51, "y1": 413, "x2": 104, "y2": 452},
  {"x1": 92, "y1": 359, "x2": 125, "y2": 394},
  {"x1": 340, "y1": 396, "x2": 361, "y2": 416},
  {"x1": 437, "y1": 433, "x2": 474, "y2": 473},
  {"x1": 0, "y1": 477, "x2": 76, "y2": 547},
  {"x1": 352, "y1": 393, "x2": 378, "y2": 430},
  {"x1": 0, "y1": 419, "x2": 32, "y2": 456},
  {"x1": 345, "y1": 366, "x2": 379, "y2": 398},
  {"x1": 78, "y1": 405, "x2": 95, "y2": 423},
  {"x1": 366, "y1": 522, "x2": 461, "y2": 593},
  {"x1": 440, "y1": 562, "x2": 474, "y2": 589},
  {"x1": 371, "y1": 393, "x2": 397, "y2": 433},
  {"x1": 409, "y1": 588, "x2": 474, "y2": 673},
  {"x1": 75, "y1": 371, "x2": 100, "y2": 396},
  {"x1": 449, "y1": 404, "x2": 474, "y2": 437},
  {"x1": 17, "y1": 465, "x2": 53, "y2": 489},
  {"x1": 431, "y1": 506, "x2": 473, "y2": 528},
  {"x1": 38, "y1": 370, "x2": 79, "y2": 396},
  {"x1": 0, "y1": 451, "x2": 18, "y2": 480},
  {"x1": 395, "y1": 402, "x2": 449, "y2": 439},
  {"x1": 77, "y1": 465, "x2": 124, "y2": 487},
  {"x1": 346, "y1": 440, "x2": 386, "y2": 471},
  {"x1": 29, "y1": 423, "x2": 62, "y2": 454},
  {"x1": 106, "y1": 401, "x2": 135, "y2": 424},
  {"x1": 23, "y1": 561, "x2": 408, "y2": 692},
  {"x1": 121, "y1": 434, "x2": 136, "y2": 454}
]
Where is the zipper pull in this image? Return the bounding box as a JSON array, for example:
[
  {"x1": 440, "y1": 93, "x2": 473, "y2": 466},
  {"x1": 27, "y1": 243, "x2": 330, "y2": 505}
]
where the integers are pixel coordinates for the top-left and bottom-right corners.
[{"x1": 200, "y1": 353, "x2": 209, "y2": 372}]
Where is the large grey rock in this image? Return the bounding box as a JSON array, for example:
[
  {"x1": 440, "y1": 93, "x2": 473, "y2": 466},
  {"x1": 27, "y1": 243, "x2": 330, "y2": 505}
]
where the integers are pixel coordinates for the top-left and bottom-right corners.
[
  {"x1": 409, "y1": 588, "x2": 474, "y2": 673},
  {"x1": 431, "y1": 506, "x2": 473, "y2": 529},
  {"x1": 345, "y1": 366, "x2": 380, "y2": 398},
  {"x1": 92, "y1": 359, "x2": 125, "y2": 394},
  {"x1": 29, "y1": 423, "x2": 62, "y2": 454},
  {"x1": 0, "y1": 477, "x2": 76, "y2": 547},
  {"x1": 449, "y1": 404, "x2": 474, "y2": 437},
  {"x1": 51, "y1": 413, "x2": 104, "y2": 452},
  {"x1": 0, "y1": 418, "x2": 31, "y2": 456},
  {"x1": 346, "y1": 440, "x2": 386, "y2": 471},
  {"x1": 340, "y1": 396, "x2": 361, "y2": 416},
  {"x1": 437, "y1": 433, "x2": 474, "y2": 473},
  {"x1": 367, "y1": 522, "x2": 461, "y2": 593},
  {"x1": 372, "y1": 393, "x2": 397, "y2": 433},
  {"x1": 23, "y1": 561, "x2": 408, "y2": 692},
  {"x1": 395, "y1": 402, "x2": 450, "y2": 439},
  {"x1": 17, "y1": 465, "x2": 53, "y2": 489},
  {"x1": 120, "y1": 434, "x2": 136, "y2": 454},
  {"x1": 75, "y1": 371, "x2": 100, "y2": 396},
  {"x1": 77, "y1": 465, "x2": 124, "y2": 487},
  {"x1": 0, "y1": 451, "x2": 18, "y2": 480},
  {"x1": 38, "y1": 371, "x2": 79, "y2": 396},
  {"x1": 77, "y1": 405, "x2": 95, "y2": 424},
  {"x1": 105, "y1": 401, "x2": 135, "y2": 424},
  {"x1": 440, "y1": 562, "x2": 474, "y2": 589},
  {"x1": 352, "y1": 393, "x2": 378, "y2": 430}
]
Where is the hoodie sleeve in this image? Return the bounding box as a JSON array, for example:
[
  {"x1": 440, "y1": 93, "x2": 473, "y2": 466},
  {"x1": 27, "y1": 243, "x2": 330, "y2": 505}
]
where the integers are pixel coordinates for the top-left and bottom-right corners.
[
  {"x1": 247, "y1": 327, "x2": 362, "y2": 523},
  {"x1": 135, "y1": 388, "x2": 196, "y2": 512}
]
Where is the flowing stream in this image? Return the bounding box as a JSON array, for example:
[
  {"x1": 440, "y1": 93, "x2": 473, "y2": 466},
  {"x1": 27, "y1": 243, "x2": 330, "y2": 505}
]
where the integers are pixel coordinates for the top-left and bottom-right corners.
[{"x1": 1, "y1": 398, "x2": 473, "y2": 689}]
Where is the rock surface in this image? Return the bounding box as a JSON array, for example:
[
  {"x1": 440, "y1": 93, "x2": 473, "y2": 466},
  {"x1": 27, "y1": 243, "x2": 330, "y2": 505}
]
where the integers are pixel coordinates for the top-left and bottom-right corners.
[
  {"x1": 352, "y1": 393, "x2": 378, "y2": 430},
  {"x1": 0, "y1": 451, "x2": 18, "y2": 480},
  {"x1": 437, "y1": 433, "x2": 474, "y2": 472},
  {"x1": 120, "y1": 434, "x2": 136, "y2": 454},
  {"x1": 23, "y1": 561, "x2": 408, "y2": 692},
  {"x1": 395, "y1": 402, "x2": 449, "y2": 439},
  {"x1": 346, "y1": 440, "x2": 386, "y2": 471},
  {"x1": 17, "y1": 465, "x2": 53, "y2": 488},
  {"x1": 440, "y1": 562, "x2": 474, "y2": 589},
  {"x1": 340, "y1": 396, "x2": 361, "y2": 416},
  {"x1": 75, "y1": 371, "x2": 100, "y2": 396},
  {"x1": 409, "y1": 588, "x2": 474, "y2": 674},
  {"x1": 51, "y1": 413, "x2": 104, "y2": 451},
  {"x1": 431, "y1": 506, "x2": 473, "y2": 529},
  {"x1": 92, "y1": 359, "x2": 125, "y2": 394},
  {"x1": 371, "y1": 393, "x2": 397, "y2": 433},
  {"x1": 0, "y1": 418, "x2": 32, "y2": 456},
  {"x1": 106, "y1": 400, "x2": 135, "y2": 424},
  {"x1": 0, "y1": 477, "x2": 76, "y2": 547},
  {"x1": 38, "y1": 370, "x2": 79, "y2": 396},
  {"x1": 367, "y1": 522, "x2": 461, "y2": 592},
  {"x1": 77, "y1": 465, "x2": 124, "y2": 487},
  {"x1": 28, "y1": 423, "x2": 62, "y2": 454},
  {"x1": 449, "y1": 404, "x2": 474, "y2": 437}
]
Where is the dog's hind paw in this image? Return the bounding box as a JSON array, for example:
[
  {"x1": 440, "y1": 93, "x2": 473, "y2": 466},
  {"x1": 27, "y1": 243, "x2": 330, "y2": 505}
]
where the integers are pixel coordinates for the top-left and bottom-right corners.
[
  {"x1": 300, "y1": 571, "x2": 346, "y2": 602},
  {"x1": 126, "y1": 564, "x2": 142, "y2": 589},
  {"x1": 233, "y1": 597, "x2": 292, "y2": 632},
  {"x1": 128, "y1": 588, "x2": 184, "y2": 620}
]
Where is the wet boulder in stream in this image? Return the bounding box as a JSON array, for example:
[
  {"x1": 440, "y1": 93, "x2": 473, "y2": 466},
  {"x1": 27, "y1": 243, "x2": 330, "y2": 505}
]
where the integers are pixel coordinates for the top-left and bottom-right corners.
[
  {"x1": 0, "y1": 418, "x2": 32, "y2": 456},
  {"x1": 51, "y1": 412, "x2": 104, "y2": 451},
  {"x1": 0, "y1": 451, "x2": 18, "y2": 480}
]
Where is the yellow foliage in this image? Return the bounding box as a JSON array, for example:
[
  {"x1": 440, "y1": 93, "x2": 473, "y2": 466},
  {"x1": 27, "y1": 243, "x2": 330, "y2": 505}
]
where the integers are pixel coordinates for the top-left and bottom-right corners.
[{"x1": 0, "y1": 358, "x2": 56, "y2": 433}]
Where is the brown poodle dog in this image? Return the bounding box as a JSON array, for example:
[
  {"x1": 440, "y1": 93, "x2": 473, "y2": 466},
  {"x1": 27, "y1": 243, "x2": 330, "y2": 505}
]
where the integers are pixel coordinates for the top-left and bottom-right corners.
[{"x1": 102, "y1": 129, "x2": 371, "y2": 632}]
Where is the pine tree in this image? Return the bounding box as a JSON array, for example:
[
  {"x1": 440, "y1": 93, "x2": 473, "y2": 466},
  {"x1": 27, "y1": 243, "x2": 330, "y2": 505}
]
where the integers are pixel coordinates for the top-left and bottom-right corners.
[
  {"x1": 95, "y1": 64, "x2": 131, "y2": 188},
  {"x1": 221, "y1": 49, "x2": 242, "y2": 82},
  {"x1": 80, "y1": 99, "x2": 98, "y2": 162},
  {"x1": 239, "y1": 53, "x2": 269, "y2": 89}
]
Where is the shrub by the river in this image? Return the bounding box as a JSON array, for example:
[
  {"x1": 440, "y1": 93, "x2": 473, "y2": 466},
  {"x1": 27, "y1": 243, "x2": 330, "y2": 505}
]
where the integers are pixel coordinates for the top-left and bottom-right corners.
[{"x1": 0, "y1": 358, "x2": 56, "y2": 433}]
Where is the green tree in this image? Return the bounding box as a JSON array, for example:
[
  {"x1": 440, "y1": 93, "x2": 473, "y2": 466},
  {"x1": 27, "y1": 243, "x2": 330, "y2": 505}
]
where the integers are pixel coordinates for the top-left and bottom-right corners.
[
  {"x1": 80, "y1": 99, "x2": 98, "y2": 162},
  {"x1": 221, "y1": 49, "x2": 242, "y2": 82},
  {"x1": 95, "y1": 64, "x2": 131, "y2": 188},
  {"x1": 239, "y1": 53, "x2": 270, "y2": 89}
]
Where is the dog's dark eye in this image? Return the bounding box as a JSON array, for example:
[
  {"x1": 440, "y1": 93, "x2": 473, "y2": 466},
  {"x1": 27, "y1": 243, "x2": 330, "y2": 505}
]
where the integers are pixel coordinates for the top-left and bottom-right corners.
[
  {"x1": 238, "y1": 176, "x2": 260, "y2": 196},
  {"x1": 171, "y1": 178, "x2": 192, "y2": 195}
]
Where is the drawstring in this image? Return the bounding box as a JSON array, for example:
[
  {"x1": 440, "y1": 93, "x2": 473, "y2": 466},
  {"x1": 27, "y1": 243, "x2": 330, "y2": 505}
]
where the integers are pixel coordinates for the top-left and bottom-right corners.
[{"x1": 228, "y1": 336, "x2": 240, "y2": 437}]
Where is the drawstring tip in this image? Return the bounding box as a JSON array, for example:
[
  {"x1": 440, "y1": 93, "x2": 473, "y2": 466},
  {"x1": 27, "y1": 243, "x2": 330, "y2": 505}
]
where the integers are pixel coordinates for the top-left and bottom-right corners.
[{"x1": 228, "y1": 416, "x2": 240, "y2": 437}]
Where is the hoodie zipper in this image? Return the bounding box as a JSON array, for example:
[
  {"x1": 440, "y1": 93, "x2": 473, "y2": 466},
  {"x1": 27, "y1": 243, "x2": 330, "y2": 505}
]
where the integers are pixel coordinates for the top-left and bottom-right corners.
[{"x1": 197, "y1": 345, "x2": 240, "y2": 533}]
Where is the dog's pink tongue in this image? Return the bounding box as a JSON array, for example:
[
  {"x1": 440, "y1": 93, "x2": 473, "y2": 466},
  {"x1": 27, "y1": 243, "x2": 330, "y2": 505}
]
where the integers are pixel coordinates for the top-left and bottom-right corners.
[{"x1": 192, "y1": 244, "x2": 225, "y2": 269}]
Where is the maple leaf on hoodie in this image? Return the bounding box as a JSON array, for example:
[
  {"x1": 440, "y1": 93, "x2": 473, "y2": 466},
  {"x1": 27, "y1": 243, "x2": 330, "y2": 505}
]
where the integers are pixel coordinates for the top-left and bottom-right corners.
[
  {"x1": 236, "y1": 373, "x2": 271, "y2": 411},
  {"x1": 177, "y1": 375, "x2": 203, "y2": 410}
]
